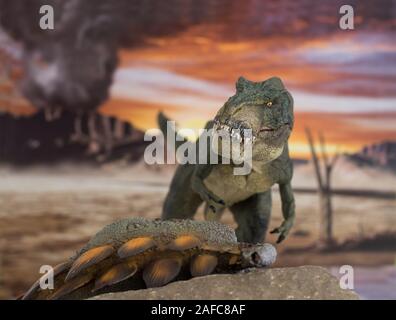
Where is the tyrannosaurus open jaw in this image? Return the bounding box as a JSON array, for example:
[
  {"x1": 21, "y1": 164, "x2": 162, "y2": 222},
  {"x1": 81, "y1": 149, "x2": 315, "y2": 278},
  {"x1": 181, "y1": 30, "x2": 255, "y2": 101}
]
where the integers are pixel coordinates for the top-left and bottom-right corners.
[{"x1": 211, "y1": 76, "x2": 294, "y2": 163}]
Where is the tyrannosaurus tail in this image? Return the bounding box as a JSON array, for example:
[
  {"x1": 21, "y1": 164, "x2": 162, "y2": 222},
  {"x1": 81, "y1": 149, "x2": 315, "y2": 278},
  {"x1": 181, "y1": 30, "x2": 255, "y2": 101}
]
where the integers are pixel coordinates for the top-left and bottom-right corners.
[{"x1": 157, "y1": 111, "x2": 188, "y2": 150}]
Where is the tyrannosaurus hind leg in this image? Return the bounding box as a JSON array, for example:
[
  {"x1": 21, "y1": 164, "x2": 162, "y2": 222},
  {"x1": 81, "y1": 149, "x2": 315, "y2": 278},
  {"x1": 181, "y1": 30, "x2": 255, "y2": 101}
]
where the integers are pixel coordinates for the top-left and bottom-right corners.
[
  {"x1": 162, "y1": 164, "x2": 203, "y2": 220},
  {"x1": 230, "y1": 191, "x2": 272, "y2": 243}
]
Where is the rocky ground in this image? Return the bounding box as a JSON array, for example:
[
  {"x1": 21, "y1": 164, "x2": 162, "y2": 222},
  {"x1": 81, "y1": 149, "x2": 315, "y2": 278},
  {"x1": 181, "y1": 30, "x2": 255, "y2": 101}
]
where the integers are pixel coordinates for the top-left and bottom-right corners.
[{"x1": 92, "y1": 266, "x2": 359, "y2": 300}]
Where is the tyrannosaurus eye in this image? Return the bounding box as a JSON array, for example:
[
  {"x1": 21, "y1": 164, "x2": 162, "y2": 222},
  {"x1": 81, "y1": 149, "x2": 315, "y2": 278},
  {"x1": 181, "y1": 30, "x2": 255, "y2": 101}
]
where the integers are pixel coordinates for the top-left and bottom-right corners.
[{"x1": 266, "y1": 101, "x2": 273, "y2": 107}]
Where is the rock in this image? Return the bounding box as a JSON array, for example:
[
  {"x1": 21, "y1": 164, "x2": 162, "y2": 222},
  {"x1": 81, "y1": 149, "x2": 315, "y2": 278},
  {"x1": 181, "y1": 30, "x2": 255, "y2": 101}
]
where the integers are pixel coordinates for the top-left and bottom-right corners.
[
  {"x1": 0, "y1": 111, "x2": 147, "y2": 165},
  {"x1": 348, "y1": 141, "x2": 396, "y2": 169},
  {"x1": 91, "y1": 266, "x2": 359, "y2": 300}
]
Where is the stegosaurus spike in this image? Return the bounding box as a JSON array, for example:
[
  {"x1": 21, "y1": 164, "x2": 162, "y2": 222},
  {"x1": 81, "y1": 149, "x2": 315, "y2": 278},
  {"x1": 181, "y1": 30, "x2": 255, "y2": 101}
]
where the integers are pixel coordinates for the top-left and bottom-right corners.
[
  {"x1": 143, "y1": 258, "x2": 182, "y2": 288},
  {"x1": 65, "y1": 245, "x2": 115, "y2": 281},
  {"x1": 93, "y1": 262, "x2": 138, "y2": 292},
  {"x1": 190, "y1": 254, "x2": 218, "y2": 277},
  {"x1": 117, "y1": 237, "x2": 156, "y2": 258},
  {"x1": 22, "y1": 218, "x2": 277, "y2": 300}
]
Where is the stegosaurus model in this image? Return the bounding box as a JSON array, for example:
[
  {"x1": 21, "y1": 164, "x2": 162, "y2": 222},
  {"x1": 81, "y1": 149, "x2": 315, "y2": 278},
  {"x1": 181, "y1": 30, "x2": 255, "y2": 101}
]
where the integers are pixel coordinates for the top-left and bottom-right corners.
[
  {"x1": 23, "y1": 217, "x2": 276, "y2": 300},
  {"x1": 160, "y1": 76, "x2": 295, "y2": 244}
]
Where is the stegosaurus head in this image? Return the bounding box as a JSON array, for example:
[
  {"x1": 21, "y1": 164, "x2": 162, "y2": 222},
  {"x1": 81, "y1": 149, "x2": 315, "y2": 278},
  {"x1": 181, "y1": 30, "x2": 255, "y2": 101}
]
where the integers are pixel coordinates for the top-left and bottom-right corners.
[{"x1": 212, "y1": 76, "x2": 294, "y2": 163}]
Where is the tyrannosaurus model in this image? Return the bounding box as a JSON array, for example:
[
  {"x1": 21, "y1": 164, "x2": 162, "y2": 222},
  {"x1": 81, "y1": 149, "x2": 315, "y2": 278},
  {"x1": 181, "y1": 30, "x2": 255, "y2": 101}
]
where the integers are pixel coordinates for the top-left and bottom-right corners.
[{"x1": 161, "y1": 76, "x2": 295, "y2": 244}]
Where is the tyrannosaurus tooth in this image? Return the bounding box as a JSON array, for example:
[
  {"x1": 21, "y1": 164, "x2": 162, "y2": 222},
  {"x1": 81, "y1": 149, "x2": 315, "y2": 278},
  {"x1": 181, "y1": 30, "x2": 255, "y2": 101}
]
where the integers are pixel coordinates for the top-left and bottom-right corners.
[
  {"x1": 166, "y1": 235, "x2": 201, "y2": 251},
  {"x1": 143, "y1": 258, "x2": 182, "y2": 288},
  {"x1": 117, "y1": 237, "x2": 156, "y2": 258},
  {"x1": 65, "y1": 245, "x2": 114, "y2": 281},
  {"x1": 93, "y1": 262, "x2": 138, "y2": 292},
  {"x1": 50, "y1": 274, "x2": 93, "y2": 300},
  {"x1": 190, "y1": 254, "x2": 218, "y2": 277}
]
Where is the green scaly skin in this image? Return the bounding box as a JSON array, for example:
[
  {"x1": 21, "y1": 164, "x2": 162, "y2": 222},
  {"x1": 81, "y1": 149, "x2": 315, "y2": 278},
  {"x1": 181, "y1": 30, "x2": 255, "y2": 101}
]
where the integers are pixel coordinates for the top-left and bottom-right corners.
[{"x1": 160, "y1": 77, "x2": 296, "y2": 244}]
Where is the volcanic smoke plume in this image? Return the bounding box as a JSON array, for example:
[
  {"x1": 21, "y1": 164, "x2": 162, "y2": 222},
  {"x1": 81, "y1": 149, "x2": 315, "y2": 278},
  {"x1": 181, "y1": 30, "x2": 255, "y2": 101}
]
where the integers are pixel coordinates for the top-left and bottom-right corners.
[
  {"x1": 0, "y1": 0, "x2": 220, "y2": 148},
  {"x1": 0, "y1": 0, "x2": 229, "y2": 120}
]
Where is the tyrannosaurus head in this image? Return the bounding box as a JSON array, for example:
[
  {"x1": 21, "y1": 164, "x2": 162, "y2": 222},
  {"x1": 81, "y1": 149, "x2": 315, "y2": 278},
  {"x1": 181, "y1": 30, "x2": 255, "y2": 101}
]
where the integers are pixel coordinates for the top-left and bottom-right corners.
[{"x1": 212, "y1": 76, "x2": 294, "y2": 163}]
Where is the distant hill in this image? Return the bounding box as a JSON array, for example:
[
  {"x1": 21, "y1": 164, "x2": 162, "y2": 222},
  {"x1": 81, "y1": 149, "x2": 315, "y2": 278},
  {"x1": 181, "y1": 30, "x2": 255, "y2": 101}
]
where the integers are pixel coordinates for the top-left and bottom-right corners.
[
  {"x1": 0, "y1": 111, "x2": 147, "y2": 165},
  {"x1": 346, "y1": 141, "x2": 396, "y2": 171}
]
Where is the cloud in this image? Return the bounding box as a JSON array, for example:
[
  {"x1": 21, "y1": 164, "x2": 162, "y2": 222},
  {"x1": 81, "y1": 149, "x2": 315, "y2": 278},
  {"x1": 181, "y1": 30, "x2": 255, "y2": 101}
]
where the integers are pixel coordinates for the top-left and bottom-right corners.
[
  {"x1": 110, "y1": 67, "x2": 231, "y2": 113},
  {"x1": 111, "y1": 66, "x2": 396, "y2": 114}
]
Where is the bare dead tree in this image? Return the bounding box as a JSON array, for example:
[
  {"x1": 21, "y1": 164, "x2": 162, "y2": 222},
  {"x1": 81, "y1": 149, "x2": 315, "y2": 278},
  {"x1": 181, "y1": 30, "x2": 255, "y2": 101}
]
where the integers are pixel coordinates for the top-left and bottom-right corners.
[{"x1": 305, "y1": 128, "x2": 339, "y2": 247}]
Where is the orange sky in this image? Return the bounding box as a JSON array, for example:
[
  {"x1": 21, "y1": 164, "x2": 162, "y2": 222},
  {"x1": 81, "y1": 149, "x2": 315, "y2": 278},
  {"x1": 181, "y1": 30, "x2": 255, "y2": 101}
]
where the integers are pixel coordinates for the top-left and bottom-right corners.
[
  {"x1": 2, "y1": 24, "x2": 395, "y2": 159},
  {"x1": 101, "y1": 97, "x2": 396, "y2": 159},
  {"x1": 100, "y1": 28, "x2": 396, "y2": 158}
]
